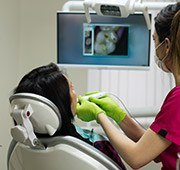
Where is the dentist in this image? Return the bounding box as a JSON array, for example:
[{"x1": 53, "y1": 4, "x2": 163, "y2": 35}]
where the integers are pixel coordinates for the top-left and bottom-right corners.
[{"x1": 77, "y1": 3, "x2": 180, "y2": 170}]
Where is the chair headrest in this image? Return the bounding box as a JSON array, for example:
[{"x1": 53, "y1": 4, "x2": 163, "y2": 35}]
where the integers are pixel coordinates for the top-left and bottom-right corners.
[{"x1": 9, "y1": 93, "x2": 61, "y2": 148}]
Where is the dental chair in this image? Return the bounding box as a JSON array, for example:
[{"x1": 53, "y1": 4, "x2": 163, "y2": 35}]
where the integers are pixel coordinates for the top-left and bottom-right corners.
[{"x1": 7, "y1": 93, "x2": 122, "y2": 170}]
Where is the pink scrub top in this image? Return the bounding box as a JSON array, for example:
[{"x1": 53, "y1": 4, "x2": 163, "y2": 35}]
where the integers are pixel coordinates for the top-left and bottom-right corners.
[{"x1": 150, "y1": 86, "x2": 180, "y2": 170}]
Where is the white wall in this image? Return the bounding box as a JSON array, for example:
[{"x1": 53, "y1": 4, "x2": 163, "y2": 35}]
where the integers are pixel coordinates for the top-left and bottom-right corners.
[
  {"x1": 0, "y1": 0, "x2": 20, "y2": 169},
  {"x1": 18, "y1": 0, "x2": 60, "y2": 74},
  {"x1": 18, "y1": 0, "x2": 88, "y2": 95}
]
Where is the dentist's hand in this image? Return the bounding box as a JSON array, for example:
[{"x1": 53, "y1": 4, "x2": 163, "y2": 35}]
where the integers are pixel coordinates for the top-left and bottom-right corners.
[
  {"x1": 76, "y1": 96, "x2": 105, "y2": 122},
  {"x1": 89, "y1": 95, "x2": 126, "y2": 124}
]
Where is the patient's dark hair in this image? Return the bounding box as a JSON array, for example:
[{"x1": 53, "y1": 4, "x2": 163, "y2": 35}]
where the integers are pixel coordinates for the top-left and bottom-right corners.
[{"x1": 14, "y1": 63, "x2": 91, "y2": 144}]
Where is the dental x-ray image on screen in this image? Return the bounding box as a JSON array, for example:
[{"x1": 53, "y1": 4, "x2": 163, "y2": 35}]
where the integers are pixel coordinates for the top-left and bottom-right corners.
[
  {"x1": 57, "y1": 12, "x2": 151, "y2": 68},
  {"x1": 83, "y1": 24, "x2": 128, "y2": 56}
]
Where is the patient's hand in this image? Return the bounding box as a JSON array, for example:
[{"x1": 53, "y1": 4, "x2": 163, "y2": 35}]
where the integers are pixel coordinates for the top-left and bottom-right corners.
[
  {"x1": 89, "y1": 95, "x2": 126, "y2": 124},
  {"x1": 76, "y1": 96, "x2": 105, "y2": 122}
]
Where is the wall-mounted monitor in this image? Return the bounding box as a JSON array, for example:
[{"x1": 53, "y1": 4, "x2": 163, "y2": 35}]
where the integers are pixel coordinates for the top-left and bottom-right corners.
[{"x1": 57, "y1": 12, "x2": 151, "y2": 69}]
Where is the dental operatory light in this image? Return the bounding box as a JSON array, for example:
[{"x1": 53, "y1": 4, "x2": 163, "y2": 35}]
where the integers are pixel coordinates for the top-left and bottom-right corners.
[{"x1": 83, "y1": 0, "x2": 151, "y2": 30}]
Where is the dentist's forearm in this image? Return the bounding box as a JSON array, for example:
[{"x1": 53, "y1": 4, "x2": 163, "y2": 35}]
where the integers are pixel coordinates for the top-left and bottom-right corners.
[
  {"x1": 119, "y1": 114, "x2": 145, "y2": 142},
  {"x1": 97, "y1": 113, "x2": 139, "y2": 167},
  {"x1": 97, "y1": 113, "x2": 171, "y2": 169}
]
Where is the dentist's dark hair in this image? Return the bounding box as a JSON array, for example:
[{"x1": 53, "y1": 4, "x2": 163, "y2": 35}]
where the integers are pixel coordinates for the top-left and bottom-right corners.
[
  {"x1": 14, "y1": 63, "x2": 91, "y2": 144},
  {"x1": 154, "y1": 2, "x2": 180, "y2": 43},
  {"x1": 170, "y1": 10, "x2": 180, "y2": 74}
]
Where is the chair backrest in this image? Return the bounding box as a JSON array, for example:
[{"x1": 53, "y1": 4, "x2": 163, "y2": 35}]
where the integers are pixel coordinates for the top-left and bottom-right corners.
[
  {"x1": 8, "y1": 93, "x2": 121, "y2": 170},
  {"x1": 8, "y1": 136, "x2": 121, "y2": 170}
]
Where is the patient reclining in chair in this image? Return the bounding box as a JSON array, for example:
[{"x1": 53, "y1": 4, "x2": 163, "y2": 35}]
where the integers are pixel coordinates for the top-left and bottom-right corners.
[{"x1": 12, "y1": 62, "x2": 126, "y2": 170}]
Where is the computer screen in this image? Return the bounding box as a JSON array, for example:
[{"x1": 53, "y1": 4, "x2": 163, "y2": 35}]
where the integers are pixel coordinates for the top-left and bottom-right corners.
[{"x1": 57, "y1": 12, "x2": 151, "y2": 69}]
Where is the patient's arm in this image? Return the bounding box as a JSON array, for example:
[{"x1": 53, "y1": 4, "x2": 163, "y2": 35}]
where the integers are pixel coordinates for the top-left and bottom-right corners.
[{"x1": 119, "y1": 114, "x2": 145, "y2": 142}]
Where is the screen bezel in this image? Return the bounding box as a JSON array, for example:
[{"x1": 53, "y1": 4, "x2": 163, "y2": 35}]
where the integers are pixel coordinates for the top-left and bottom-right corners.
[{"x1": 57, "y1": 11, "x2": 151, "y2": 70}]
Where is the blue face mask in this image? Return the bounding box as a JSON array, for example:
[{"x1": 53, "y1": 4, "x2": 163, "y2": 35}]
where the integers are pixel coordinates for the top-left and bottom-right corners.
[{"x1": 154, "y1": 40, "x2": 170, "y2": 73}]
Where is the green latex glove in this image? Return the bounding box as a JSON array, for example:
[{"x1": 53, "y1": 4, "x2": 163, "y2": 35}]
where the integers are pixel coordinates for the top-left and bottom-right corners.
[
  {"x1": 76, "y1": 96, "x2": 105, "y2": 122},
  {"x1": 89, "y1": 95, "x2": 126, "y2": 124}
]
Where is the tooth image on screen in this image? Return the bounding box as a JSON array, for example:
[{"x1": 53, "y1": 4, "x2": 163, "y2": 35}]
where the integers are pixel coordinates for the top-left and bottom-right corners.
[
  {"x1": 94, "y1": 26, "x2": 119, "y2": 55},
  {"x1": 94, "y1": 26, "x2": 126, "y2": 55}
]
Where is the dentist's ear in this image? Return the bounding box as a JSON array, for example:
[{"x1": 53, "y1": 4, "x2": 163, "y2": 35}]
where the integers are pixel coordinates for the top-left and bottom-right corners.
[{"x1": 165, "y1": 38, "x2": 171, "y2": 54}]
